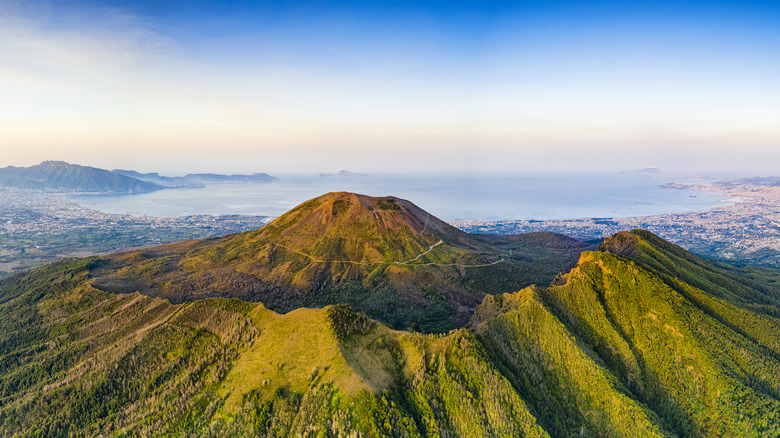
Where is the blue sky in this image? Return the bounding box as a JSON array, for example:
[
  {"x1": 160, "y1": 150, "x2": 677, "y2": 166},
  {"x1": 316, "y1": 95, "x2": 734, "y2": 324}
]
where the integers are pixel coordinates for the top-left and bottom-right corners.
[{"x1": 1, "y1": 0, "x2": 779, "y2": 174}]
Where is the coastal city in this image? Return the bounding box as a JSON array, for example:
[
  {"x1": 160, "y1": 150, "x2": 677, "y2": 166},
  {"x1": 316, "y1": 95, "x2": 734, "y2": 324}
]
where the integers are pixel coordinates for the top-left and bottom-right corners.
[
  {"x1": 3, "y1": 177, "x2": 780, "y2": 277},
  {"x1": 0, "y1": 188, "x2": 270, "y2": 276},
  {"x1": 454, "y1": 178, "x2": 780, "y2": 268}
]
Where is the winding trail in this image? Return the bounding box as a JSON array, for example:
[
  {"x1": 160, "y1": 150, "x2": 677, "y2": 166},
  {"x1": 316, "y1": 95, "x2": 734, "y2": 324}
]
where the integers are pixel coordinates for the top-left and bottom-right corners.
[
  {"x1": 272, "y1": 238, "x2": 505, "y2": 269},
  {"x1": 396, "y1": 240, "x2": 443, "y2": 265},
  {"x1": 420, "y1": 212, "x2": 430, "y2": 235}
]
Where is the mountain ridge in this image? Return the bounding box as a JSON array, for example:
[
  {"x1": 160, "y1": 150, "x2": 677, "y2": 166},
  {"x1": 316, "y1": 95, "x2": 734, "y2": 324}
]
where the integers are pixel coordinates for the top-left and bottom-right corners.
[
  {"x1": 469, "y1": 231, "x2": 780, "y2": 436},
  {"x1": 0, "y1": 161, "x2": 165, "y2": 193},
  {"x1": 112, "y1": 169, "x2": 278, "y2": 187},
  {"x1": 3, "y1": 228, "x2": 780, "y2": 435}
]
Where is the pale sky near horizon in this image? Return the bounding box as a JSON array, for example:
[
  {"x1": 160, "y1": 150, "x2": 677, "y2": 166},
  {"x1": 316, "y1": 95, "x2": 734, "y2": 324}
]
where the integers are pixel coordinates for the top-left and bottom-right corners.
[{"x1": 1, "y1": 0, "x2": 779, "y2": 176}]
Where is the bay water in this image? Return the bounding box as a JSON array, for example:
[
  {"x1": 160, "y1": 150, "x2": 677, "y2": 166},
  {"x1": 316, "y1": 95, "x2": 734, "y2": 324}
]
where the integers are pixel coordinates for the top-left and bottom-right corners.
[{"x1": 71, "y1": 173, "x2": 727, "y2": 221}]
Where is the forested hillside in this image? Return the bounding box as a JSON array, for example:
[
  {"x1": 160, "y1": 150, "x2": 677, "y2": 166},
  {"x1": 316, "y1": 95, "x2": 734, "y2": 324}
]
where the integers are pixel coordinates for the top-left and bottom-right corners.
[{"x1": 2, "y1": 229, "x2": 780, "y2": 436}]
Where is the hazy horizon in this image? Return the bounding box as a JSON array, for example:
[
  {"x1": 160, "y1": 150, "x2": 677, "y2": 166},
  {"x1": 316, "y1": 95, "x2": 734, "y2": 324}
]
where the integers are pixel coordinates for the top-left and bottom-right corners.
[
  {"x1": 1, "y1": 159, "x2": 774, "y2": 180},
  {"x1": 2, "y1": 0, "x2": 779, "y2": 175}
]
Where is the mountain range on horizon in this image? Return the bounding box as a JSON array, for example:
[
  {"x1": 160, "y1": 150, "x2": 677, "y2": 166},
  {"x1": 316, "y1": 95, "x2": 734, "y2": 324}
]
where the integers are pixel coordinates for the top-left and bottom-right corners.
[
  {"x1": 112, "y1": 168, "x2": 278, "y2": 187},
  {"x1": 0, "y1": 161, "x2": 165, "y2": 194},
  {"x1": 2, "y1": 192, "x2": 780, "y2": 436},
  {"x1": 0, "y1": 161, "x2": 278, "y2": 193}
]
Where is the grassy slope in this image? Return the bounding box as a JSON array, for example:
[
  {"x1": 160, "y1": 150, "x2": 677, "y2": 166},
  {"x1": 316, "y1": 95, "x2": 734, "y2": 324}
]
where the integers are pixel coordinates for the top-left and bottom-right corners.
[
  {"x1": 4, "y1": 230, "x2": 780, "y2": 436},
  {"x1": 525, "y1": 231, "x2": 780, "y2": 436},
  {"x1": 0, "y1": 259, "x2": 548, "y2": 437},
  {"x1": 472, "y1": 287, "x2": 669, "y2": 438}
]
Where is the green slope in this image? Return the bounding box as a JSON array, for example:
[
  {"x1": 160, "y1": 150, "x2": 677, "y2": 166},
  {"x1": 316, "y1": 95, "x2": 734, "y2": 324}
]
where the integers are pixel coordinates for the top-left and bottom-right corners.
[
  {"x1": 473, "y1": 231, "x2": 780, "y2": 437},
  {"x1": 0, "y1": 258, "x2": 548, "y2": 437},
  {"x1": 471, "y1": 286, "x2": 670, "y2": 438},
  {"x1": 3, "y1": 229, "x2": 780, "y2": 436}
]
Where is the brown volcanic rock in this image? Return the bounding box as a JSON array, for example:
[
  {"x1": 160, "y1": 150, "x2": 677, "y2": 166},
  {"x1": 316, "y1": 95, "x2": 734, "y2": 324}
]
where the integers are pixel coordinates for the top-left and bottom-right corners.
[{"x1": 233, "y1": 192, "x2": 472, "y2": 263}]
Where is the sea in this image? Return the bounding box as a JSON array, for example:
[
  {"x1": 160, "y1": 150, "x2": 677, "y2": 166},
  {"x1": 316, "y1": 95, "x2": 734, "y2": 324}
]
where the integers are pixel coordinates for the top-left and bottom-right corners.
[{"x1": 71, "y1": 173, "x2": 731, "y2": 222}]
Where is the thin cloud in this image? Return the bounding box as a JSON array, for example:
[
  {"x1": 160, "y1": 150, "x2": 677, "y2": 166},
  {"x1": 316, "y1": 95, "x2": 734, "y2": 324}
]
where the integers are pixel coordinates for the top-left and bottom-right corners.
[{"x1": 0, "y1": 9, "x2": 177, "y2": 91}]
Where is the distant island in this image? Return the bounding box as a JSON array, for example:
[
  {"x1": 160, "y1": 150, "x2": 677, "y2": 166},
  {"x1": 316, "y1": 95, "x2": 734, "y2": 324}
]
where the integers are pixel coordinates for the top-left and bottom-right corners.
[
  {"x1": 0, "y1": 161, "x2": 278, "y2": 194},
  {"x1": 315, "y1": 169, "x2": 369, "y2": 178},
  {"x1": 619, "y1": 167, "x2": 663, "y2": 176}
]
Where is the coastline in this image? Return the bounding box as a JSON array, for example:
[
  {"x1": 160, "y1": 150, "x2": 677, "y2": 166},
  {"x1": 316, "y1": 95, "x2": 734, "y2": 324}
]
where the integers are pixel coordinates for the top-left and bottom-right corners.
[
  {"x1": 0, "y1": 188, "x2": 271, "y2": 276},
  {"x1": 3, "y1": 176, "x2": 779, "y2": 275},
  {"x1": 68, "y1": 174, "x2": 724, "y2": 221},
  {"x1": 452, "y1": 179, "x2": 780, "y2": 267}
]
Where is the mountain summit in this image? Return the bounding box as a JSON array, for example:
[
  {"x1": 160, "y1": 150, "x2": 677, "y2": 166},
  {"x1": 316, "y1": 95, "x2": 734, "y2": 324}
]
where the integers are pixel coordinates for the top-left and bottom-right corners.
[
  {"x1": 89, "y1": 192, "x2": 587, "y2": 330},
  {"x1": 237, "y1": 191, "x2": 469, "y2": 262}
]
